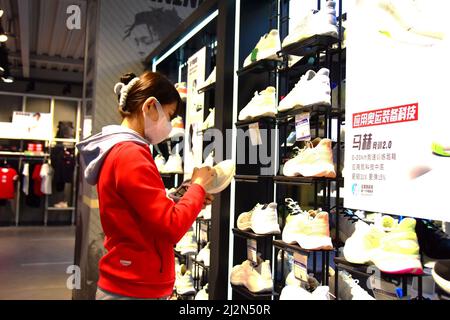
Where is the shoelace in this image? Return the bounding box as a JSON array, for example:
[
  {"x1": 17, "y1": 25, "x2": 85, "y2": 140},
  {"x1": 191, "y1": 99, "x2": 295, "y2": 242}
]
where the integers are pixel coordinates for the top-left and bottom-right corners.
[
  {"x1": 285, "y1": 198, "x2": 302, "y2": 215},
  {"x1": 291, "y1": 141, "x2": 314, "y2": 159}
]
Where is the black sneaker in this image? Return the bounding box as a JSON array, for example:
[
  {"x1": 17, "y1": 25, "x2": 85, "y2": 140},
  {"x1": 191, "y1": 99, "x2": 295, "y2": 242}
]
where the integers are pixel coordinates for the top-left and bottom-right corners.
[
  {"x1": 432, "y1": 260, "x2": 450, "y2": 294},
  {"x1": 416, "y1": 219, "x2": 450, "y2": 260}
]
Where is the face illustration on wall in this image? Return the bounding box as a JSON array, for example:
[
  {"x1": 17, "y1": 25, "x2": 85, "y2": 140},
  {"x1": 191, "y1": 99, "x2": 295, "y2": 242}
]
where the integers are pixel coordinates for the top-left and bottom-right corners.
[{"x1": 123, "y1": 8, "x2": 183, "y2": 59}]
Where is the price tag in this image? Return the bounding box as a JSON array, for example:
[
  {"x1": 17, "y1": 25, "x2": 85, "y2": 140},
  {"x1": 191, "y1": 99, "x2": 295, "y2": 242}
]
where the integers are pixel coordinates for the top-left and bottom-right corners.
[
  {"x1": 200, "y1": 223, "x2": 208, "y2": 242},
  {"x1": 368, "y1": 273, "x2": 400, "y2": 300},
  {"x1": 293, "y1": 252, "x2": 309, "y2": 282},
  {"x1": 246, "y1": 239, "x2": 258, "y2": 264},
  {"x1": 249, "y1": 122, "x2": 262, "y2": 146},
  {"x1": 295, "y1": 113, "x2": 311, "y2": 141}
]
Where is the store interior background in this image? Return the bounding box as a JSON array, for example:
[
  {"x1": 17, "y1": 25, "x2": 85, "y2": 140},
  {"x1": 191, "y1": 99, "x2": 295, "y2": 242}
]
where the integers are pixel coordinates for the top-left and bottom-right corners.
[{"x1": 0, "y1": 0, "x2": 449, "y2": 300}]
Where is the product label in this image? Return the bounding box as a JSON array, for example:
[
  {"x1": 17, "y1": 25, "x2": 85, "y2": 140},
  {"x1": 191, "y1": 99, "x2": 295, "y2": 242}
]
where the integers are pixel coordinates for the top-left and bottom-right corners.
[
  {"x1": 293, "y1": 252, "x2": 308, "y2": 282},
  {"x1": 246, "y1": 239, "x2": 258, "y2": 264},
  {"x1": 295, "y1": 113, "x2": 311, "y2": 141},
  {"x1": 200, "y1": 223, "x2": 208, "y2": 242},
  {"x1": 249, "y1": 122, "x2": 263, "y2": 146}
]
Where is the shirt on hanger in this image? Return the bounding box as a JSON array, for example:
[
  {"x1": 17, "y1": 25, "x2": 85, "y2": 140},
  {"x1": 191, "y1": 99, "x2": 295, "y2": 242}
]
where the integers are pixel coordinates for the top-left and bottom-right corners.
[
  {"x1": 22, "y1": 163, "x2": 29, "y2": 195},
  {"x1": 0, "y1": 167, "x2": 19, "y2": 200},
  {"x1": 40, "y1": 163, "x2": 54, "y2": 195},
  {"x1": 32, "y1": 164, "x2": 44, "y2": 197}
]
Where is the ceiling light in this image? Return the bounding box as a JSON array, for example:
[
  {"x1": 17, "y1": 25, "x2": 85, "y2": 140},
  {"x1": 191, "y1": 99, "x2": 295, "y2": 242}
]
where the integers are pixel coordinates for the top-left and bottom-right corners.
[
  {"x1": 0, "y1": 66, "x2": 4, "y2": 72},
  {"x1": 0, "y1": 34, "x2": 7, "y2": 42},
  {"x1": 0, "y1": 10, "x2": 4, "y2": 18}
]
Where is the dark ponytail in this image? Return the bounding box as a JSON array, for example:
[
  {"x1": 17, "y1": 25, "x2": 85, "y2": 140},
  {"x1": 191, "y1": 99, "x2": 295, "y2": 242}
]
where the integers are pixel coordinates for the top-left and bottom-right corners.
[{"x1": 116, "y1": 71, "x2": 181, "y2": 118}]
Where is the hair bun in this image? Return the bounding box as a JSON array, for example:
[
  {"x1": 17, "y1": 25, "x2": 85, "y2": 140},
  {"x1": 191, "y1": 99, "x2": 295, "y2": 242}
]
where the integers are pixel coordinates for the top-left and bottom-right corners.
[{"x1": 120, "y1": 73, "x2": 137, "y2": 85}]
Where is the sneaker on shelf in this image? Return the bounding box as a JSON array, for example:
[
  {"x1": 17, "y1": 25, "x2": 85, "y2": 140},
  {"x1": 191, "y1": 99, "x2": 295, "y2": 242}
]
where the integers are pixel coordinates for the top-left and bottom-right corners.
[
  {"x1": 432, "y1": 141, "x2": 450, "y2": 157},
  {"x1": 199, "y1": 205, "x2": 212, "y2": 220},
  {"x1": 278, "y1": 68, "x2": 331, "y2": 112},
  {"x1": 197, "y1": 242, "x2": 210, "y2": 267},
  {"x1": 283, "y1": 138, "x2": 336, "y2": 178},
  {"x1": 416, "y1": 219, "x2": 450, "y2": 260},
  {"x1": 195, "y1": 284, "x2": 209, "y2": 300},
  {"x1": 176, "y1": 270, "x2": 196, "y2": 295},
  {"x1": 230, "y1": 260, "x2": 253, "y2": 286},
  {"x1": 163, "y1": 153, "x2": 183, "y2": 174},
  {"x1": 343, "y1": 220, "x2": 385, "y2": 264},
  {"x1": 175, "y1": 82, "x2": 187, "y2": 101},
  {"x1": 202, "y1": 108, "x2": 215, "y2": 131},
  {"x1": 243, "y1": 29, "x2": 282, "y2": 68},
  {"x1": 168, "y1": 116, "x2": 185, "y2": 140},
  {"x1": 338, "y1": 209, "x2": 362, "y2": 243},
  {"x1": 175, "y1": 230, "x2": 198, "y2": 255},
  {"x1": 250, "y1": 202, "x2": 281, "y2": 235},
  {"x1": 280, "y1": 285, "x2": 330, "y2": 300},
  {"x1": 282, "y1": 209, "x2": 333, "y2": 250},
  {"x1": 174, "y1": 263, "x2": 187, "y2": 290},
  {"x1": 372, "y1": 218, "x2": 423, "y2": 275},
  {"x1": 204, "y1": 159, "x2": 235, "y2": 194},
  {"x1": 282, "y1": 0, "x2": 338, "y2": 48},
  {"x1": 246, "y1": 260, "x2": 274, "y2": 293},
  {"x1": 54, "y1": 201, "x2": 68, "y2": 209},
  {"x1": 329, "y1": 268, "x2": 375, "y2": 300},
  {"x1": 374, "y1": 214, "x2": 399, "y2": 232},
  {"x1": 238, "y1": 86, "x2": 277, "y2": 121},
  {"x1": 199, "y1": 67, "x2": 216, "y2": 91},
  {"x1": 432, "y1": 260, "x2": 450, "y2": 294},
  {"x1": 237, "y1": 204, "x2": 263, "y2": 231},
  {"x1": 154, "y1": 154, "x2": 166, "y2": 173}
]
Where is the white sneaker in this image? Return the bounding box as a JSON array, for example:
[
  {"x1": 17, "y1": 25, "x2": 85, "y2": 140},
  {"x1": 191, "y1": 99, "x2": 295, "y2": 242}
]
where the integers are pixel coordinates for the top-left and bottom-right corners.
[
  {"x1": 250, "y1": 202, "x2": 281, "y2": 235},
  {"x1": 280, "y1": 285, "x2": 330, "y2": 300},
  {"x1": 175, "y1": 231, "x2": 198, "y2": 255},
  {"x1": 244, "y1": 29, "x2": 282, "y2": 68},
  {"x1": 283, "y1": 139, "x2": 336, "y2": 178},
  {"x1": 246, "y1": 260, "x2": 273, "y2": 293},
  {"x1": 176, "y1": 270, "x2": 196, "y2": 295},
  {"x1": 195, "y1": 284, "x2": 209, "y2": 300},
  {"x1": 154, "y1": 154, "x2": 166, "y2": 173},
  {"x1": 237, "y1": 204, "x2": 263, "y2": 231},
  {"x1": 199, "y1": 67, "x2": 216, "y2": 91},
  {"x1": 343, "y1": 220, "x2": 385, "y2": 264},
  {"x1": 199, "y1": 204, "x2": 212, "y2": 220},
  {"x1": 278, "y1": 68, "x2": 331, "y2": 112},
  {"x1": 54, "y1": 201, "x2": 68, "y2": 209},
  {"x1": 330, "y1": 269, "x2": 375, "y2": 300},
  {"x1": 175, "y1": 82, "x2": 187, "y2": 101},
  {"x1": 197, "y1": 242, "x2": 210, "y2": 267},
  {"x1": 282, "y1": 0, "x2": 338, "y2": 48},
  {"x1": 204, "y1": 159, "x2": 235, "y2": 194},
  {"x1": 163, "y1": 153, "x2": 183, "y2": 174},
  {"x1": 230, "y1": 260, "x2": 253, "y2": 286},
  {"x1": 238, "y1": 86, "x2": 277, "y2": 121},
  {"x1": 202, "y1": 108, "x2": 215, "y2": 131}
]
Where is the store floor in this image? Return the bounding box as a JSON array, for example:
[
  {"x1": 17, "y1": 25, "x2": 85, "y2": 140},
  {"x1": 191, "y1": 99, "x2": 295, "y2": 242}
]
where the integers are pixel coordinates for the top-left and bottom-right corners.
[{"x1": 0, "y1": 226, "x2": 75, "y2": 300}]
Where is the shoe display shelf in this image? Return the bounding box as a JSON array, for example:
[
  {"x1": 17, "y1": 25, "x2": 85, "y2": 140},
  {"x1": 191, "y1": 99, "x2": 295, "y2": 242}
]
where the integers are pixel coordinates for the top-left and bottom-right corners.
[
  {"x1": 198, "y1": 82, "x2": 216, "y2": 94},
  {"x1": 278, "y1": 35, "x2": 339, "y2": 58},
  {"x1": 230, "y1": 284, "x2": 279, "y2": 301},
  {"x1": 273, "y1": 240, "x2": 332, "y2": 286},
  {"x1": 236, "y1": 59, "x2": 282, "y2": 77},
  {"x1": 276, "y1": 105, "x2": 342, "y2": 124},
  {"x1": 193, "y1": 216, "x2": 211, "y2": 292},
  {"x1": 235, "y1": 116, "x2": 277, "y2": 129},
  {"x1": 334, "y1": 256, "x2": 431, "y2": 300}
]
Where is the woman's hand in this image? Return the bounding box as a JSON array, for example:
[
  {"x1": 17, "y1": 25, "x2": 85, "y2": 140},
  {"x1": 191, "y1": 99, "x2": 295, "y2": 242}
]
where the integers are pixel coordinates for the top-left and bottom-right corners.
[
  {"x1": 202, "y1": 193, "x2": 214, "y2": 209},
  {"x1": 191, "y1": 166, "x2": 216, "y2": 190}
]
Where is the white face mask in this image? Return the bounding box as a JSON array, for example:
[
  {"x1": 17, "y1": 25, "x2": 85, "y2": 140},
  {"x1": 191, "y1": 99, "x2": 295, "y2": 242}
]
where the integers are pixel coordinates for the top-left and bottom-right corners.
[{"x1": 143, "y1": 99, "x2": 172, "y2": 145}]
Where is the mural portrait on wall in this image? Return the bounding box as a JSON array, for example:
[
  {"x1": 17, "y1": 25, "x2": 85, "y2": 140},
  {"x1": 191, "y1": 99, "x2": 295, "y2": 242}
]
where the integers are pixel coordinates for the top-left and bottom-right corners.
[{"x1": 123, "y1": 8, "x2": 183, "y2": 58}]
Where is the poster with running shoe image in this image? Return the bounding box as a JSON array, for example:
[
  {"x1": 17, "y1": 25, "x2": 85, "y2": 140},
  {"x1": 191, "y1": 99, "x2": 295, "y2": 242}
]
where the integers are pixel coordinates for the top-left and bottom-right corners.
[{"x1": 344, "y1": 0, "x2": 450, "y2": 222}]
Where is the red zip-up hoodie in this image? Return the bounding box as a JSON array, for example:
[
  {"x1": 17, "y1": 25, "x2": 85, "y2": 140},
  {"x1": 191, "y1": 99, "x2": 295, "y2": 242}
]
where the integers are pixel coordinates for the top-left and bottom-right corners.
[{"x1": 96, "y1": 141, "x2": 205, "y2": 298}]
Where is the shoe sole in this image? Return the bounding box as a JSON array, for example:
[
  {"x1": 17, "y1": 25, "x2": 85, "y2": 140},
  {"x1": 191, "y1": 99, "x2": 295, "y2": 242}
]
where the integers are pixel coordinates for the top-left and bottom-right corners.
[
  {"x1": 239, "y1": 110, "x2": 277, "y2": 122},
  {"x1": 246, "y1": 280, "x2": 273, "y2": 294},
  {"x1": 282, "y1": 29, "x2": 338, "y2": 48},
  {"x1": 293, "y1": 235, "x2": 333, "y2": 250},
  {"x1": 177, "y1": 288, "x2": 196, "y2": 295},
  {"x1": 372, "y1": 251, "x2": 423, "y2": 275},
  {"x1": 252, "y1": 224, "x2": 281, "y2": 235},
  {"x1": 278, "y1": 100, "x2": 331, "y2": 113},
  {"x1": 432, "y1": 268, "x2": 450, "y2": 294}
]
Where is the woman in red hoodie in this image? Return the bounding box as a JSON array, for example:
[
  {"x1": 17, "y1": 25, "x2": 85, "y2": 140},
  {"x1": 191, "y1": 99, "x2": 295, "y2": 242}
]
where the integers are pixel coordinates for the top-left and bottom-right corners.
[{"x1": 77, "y1": 72, "x2": 215, "y2": 300}]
